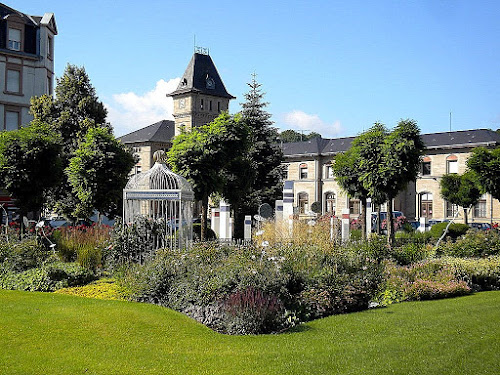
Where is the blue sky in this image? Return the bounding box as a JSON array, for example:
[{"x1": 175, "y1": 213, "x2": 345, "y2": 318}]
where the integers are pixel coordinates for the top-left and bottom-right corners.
[{"x1": 18, "y1": 0, "x2": 500, "y2": 137}]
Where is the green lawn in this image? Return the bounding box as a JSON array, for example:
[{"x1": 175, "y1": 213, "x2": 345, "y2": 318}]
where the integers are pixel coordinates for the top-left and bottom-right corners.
[{"x1": 1, "y1": 290, "x2": 499, "y2": 375}]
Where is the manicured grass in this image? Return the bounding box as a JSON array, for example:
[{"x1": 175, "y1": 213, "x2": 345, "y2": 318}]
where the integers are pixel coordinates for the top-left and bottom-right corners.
[{"x1": 1, "y1": 290, "x2": 499, "y2": 374}]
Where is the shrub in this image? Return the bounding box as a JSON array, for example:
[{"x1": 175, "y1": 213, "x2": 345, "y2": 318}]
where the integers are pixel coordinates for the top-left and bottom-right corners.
[
  {"x1": 55, "y1": 278, "x2": 130, "y2": 300},
  {"x1": 441, "y1": 256, "x2": 500, "y2": 291},
  {"x1": 0, "y1": 238, "x2": 54, "y2": 272},
  {"x1": 123, "y1": 242, "x2": 385, "y2": 334},
  {"x1": 222, "y1": 288, "x2": 287, "y2": 335},
  {"x1": 0, "y1": 261, "x2": 96, "y2": 292},
  {"x1": 429, "y1": 222, "x2": 469, "y2": 240},
  {"x1": 436, "y1": 230, "x2": 500, "y2": 258},
  {"x1": 392, "y1": 242, "x2": 433, "y2": 266},
  {"x1": 376, "y1": 260, "x2": 472, "y2": 306},
  {"x1": 192, "y1": 223, "x2": 216, "y2": 241},
  {"x1": 54, "y1": 225, "x2": 110, "y2": 270}
]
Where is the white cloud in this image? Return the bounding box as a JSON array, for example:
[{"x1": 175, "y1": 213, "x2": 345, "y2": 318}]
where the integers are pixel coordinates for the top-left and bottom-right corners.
[
  {"x1": 105, "y1": 78, "x2": 180, "y2": 137},
  {"x1": 281, "y1": 110, "x2": 342, "y2": 138}
]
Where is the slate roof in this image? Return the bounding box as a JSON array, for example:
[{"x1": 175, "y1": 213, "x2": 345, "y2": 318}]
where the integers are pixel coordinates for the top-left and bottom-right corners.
[
  {"x1": 282, "y1": 129, "x2": 500, "y2": 156},
  {"x1": 169, "y1": 53, "x2": 235, "y2": 99},
  {"x1": 118, "y1": 120, "x2": 175, "y2": 144}
]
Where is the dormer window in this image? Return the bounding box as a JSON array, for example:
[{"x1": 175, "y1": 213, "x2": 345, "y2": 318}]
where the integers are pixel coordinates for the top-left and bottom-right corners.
[
  {"x1": 8, "y1": 28, "x2": 22, "y2": 51},
  {"x1": 181, "y1": 78, "x2": 187, "y2": 86}
]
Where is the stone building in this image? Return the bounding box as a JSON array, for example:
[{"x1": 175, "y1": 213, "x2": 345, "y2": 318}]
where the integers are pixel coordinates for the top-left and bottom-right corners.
[
  {"x1": 120, "y1": 50, "x2": 235, "y2": 173},
  {"x1": 282, "y1": 129, "x2": 500, "y2": 224},
  {"x1": 0, "y1": 3, "x2": 57, "y2": 130}
]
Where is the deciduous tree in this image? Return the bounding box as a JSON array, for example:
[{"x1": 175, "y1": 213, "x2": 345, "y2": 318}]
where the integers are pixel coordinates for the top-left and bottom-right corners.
[{"x1": 440, "y1": 172, "x2": 481, "y2": 225}]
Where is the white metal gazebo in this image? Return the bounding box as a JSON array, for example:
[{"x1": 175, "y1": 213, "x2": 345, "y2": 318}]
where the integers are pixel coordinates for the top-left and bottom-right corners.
[{"x1": 123, "y1": 151, "x2": 194, "y2": 251}]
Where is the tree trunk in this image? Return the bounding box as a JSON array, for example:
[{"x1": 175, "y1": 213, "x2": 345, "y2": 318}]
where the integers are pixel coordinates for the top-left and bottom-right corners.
[
  {"x1": 463, "y1": 207, "x2": 468, "y2": 226},
  {"x1": 377, "y1": 206, "x2": 382, "y2": 235},
  {"x1": 201, "y1": 194, "x2": 208, "y2": 241},
  {"x1": 360, "y1": 197, "x2": 367, "y2": 241},
  {"x1": 387, "y1": 199, "x2": 394, "y2": 248},
  {"x1": 232, "y1": 204, "x2": 244, "y2": 240}
]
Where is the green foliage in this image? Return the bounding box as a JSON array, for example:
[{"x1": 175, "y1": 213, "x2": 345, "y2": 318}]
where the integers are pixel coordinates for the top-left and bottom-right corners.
[
  {"x1": 29, "y1": 64, "x2": 129, "y2": 220},
  {"x1": 53, "y1": 225, "x2": 111, "y2": 271},
  {"x1": 66, "y1": 126, "x2": 136, "y2": 219},
  {"x1": 0, "y1": 238, "x2": 55, "y2": 272},
  {"x1": 279, "y1": 129, "x2": 322, "y2": 143},
  {"x1": 168, "y1": 112, "x2": 252, "y2": 240},
  {"x1": 0, "y1": 120, "x2": 62, "y2": 215},
  {"x1": 429, "y1": 222, "x2": 469, "y2": 240},
  {"x1": 123, "y1": 242, "x2": 385, "y2": 334},
  {"x1": 239, "y1": 76, "x2": 284, "y2": 224},
  {"x1": 376, "y1": 260, "x2": 471, "y2": 306},
  {"x1": 467, "y1": 146, "x2": 500, "y2": 201},
  {"x1": 55, "y1": 278, "x2": 130, "y2": 300},
  {"x1": 443, "y1": 256, "x2": 500, "y2": 291},
  {"x1": 440, "y1": 172, "x2": 481, "y2": 224},
  {"x1": 436, "y1": 229, "x2": 500, "y2": 258},
  {"x1": 0, "y1": 261, "x2": 96, "y2": 292},
  {"x1": 192, "y1": 223, "x2": 216, "y2": 241}
]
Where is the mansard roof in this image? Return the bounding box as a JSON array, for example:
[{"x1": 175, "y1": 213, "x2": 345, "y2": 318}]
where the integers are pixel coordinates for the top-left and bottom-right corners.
[
  {"x1": 282, "y1": 129, "x2": 500, "y2": 157},
  {"x1": 169, "y1": 53, "x2": 235, "y2": 99},
  {"x1": 118, "y1": 120, "x2": 175, "y2": 144},
  {"x1": 0, "y1": 3, "x2": 57, "y2": 34}
]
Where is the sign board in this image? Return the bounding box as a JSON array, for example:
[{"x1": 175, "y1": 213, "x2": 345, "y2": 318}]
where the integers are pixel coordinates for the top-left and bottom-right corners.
[{"x1": 259, "y1": 203, "x2": 273, "y2": 219}]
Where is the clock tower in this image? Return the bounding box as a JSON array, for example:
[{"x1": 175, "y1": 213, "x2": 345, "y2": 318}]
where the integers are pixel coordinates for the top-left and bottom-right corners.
[{"x1": 169, "y1": 49, "x2": 235, "y2": 136}]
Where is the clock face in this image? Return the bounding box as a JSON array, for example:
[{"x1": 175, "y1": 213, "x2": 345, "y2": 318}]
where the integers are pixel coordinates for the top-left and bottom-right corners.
[
  {"x1": 206, "y1": 77, "x2": 215, "y2": 89},
  {"x1": 179, "y1": 98, "x2": 186, "y2": 109}
]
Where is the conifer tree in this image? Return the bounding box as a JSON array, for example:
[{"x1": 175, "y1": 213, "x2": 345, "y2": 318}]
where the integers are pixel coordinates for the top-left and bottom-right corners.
[{"x1": 238, "y1": 74, "x2": 283, "y2": 228}]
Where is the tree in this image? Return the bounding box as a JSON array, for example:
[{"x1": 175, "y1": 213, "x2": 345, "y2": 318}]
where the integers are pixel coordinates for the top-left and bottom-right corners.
[
  {"x1": 332, "y1": 147, "x2": 370, "y2": 240},
  {"x1": 29, "y1": 64, "x2": 131, "y2": 221},
  {"x1": 279, "y1": 129, "x2": 322, "y2": 143},
  {"x1": 355, "y1": 120, "x2": 424, "y2": 246},
  {"x1": 440, "y1": 172, "x2": 481, "y2": 225},
  {"x1": 168, "y1": 112, "x2": 251, "y2": 240},
  {"x1": 0, "y1": 120, "x2": 62, "y2": 226},
  {"x1": 66, "y1": 126, "x2": 136, "y2": 220},
  {"x1": 467, "y1": 147, "x2": 500, "y2": 201},
  {"x1": 236, "y1": 75, "x2": 283, "y2": 237}
]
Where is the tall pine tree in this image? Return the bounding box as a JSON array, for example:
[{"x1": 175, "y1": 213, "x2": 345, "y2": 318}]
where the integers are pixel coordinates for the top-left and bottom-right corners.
[{"x1": 238, "y1": 74, "x2": 283, "y2": 232}]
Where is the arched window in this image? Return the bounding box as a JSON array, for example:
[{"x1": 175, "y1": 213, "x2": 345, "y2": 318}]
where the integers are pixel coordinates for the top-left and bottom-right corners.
[
  {"x1": 420, "y1": 192, "x2": 433, "y2": 218},
  {"x1": 446, "y1": 155, "x2": 458, "y2": 174},
  {"x1": 349, "y1": 198, "x2": 360, "y2": 215},
  {"x1": 325, "y1": 192, "x2": 336, "y2": 214},
  {"x1": 298, "y1": 192, "x2": 309, "y2": 214}
]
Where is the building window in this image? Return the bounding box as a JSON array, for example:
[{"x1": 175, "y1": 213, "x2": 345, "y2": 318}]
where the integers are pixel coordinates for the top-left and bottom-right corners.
[
  {"x1": 217, "y1": 102, "x2": 221, "y2": 112},
  {"x1": 325, "y1": 165, "x2": 334, "y2": 179},
  {"x1": 299, "y1": 163, "x2": 308, "y2": 179},
  {"x1": 8, "y1": 28, "x2": 22, "y2": 51},
  {"x1": 421, "y1": 156, "x2": 431, "y2": 176},
  {"x1": 134, "y1": 165, "x2": 142, "y2": 175},
  {"x1": 474, "y1": 196, "x2": 487, "y2": 218},
  {"x1": 200, "y1": 99, "x2": 204, "y2": 110},
  {"x1": 298, "y1": 192, "x2": 309, "y2": 214},
  {"x1": 282, "y1": 164, "x2": 289, "y2": 180},
  {"x1": 47, "y1": 36, "x2": 54, "y2": 60},
  {"x1": 209, "y1": 100, "x2": 212, "y2": 111},
  {"x1": 446, "y1": 155, "x2": 458, "y2": 174},
  {"x1": 349, "y1": 199, "x2": 360, "y2": 215},
  {"x1": 446, "y1": 201, "x2": 460, "y2": 218},
  {"x1": 47, "y1": 74, "x2": 53, "y2": 95},
  {"x1": 6, "y1": 67, "x2": 21, "y2": 94},
  {"x1": 4, "y1": 108, "x2": 20, "y2": 131},
  {"x1": 419, "y1": 192, "x2": 433, "y2": 218},
  {"x1": 325, "y1": 192, "x2": 336, "y2": 214}
]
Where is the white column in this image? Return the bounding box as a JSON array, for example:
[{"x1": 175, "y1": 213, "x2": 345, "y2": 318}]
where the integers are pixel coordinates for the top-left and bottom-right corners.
[
  {"x1": 341, "y1": 208, "x2": 350, "y2": 242},
  {"x1": 283, "y1": 181, "x2": 294, "y2": 231},
  {"x1": 366, "y1": 198, "x2": 373, "y2": 238},
  {"x1": 211, "y1": 208, "x2": 220, "y2": 238},
  {"x1": 244, "y1": 215, "x2": 252, "y2": 241},
  {"x1": 219, "y1": 200, "x2": 231, "y2": 240},
  {"x1": 275, "y1": 200, "x2": 284, "y2": 222}
]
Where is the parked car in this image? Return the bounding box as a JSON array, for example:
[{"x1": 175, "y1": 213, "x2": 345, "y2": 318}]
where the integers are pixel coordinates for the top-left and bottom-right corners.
[{"x1": 469, "y1": 222, "x2": 491, "y2": 231}]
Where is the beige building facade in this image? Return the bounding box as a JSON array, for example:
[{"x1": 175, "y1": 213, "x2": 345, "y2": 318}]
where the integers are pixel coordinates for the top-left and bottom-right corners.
[
  {"x1": 282, "y1": 129, "x2": 500, "y2": 224},
  {"x1": 0, "y1": 3, "x2": 57, "y2": 130}
]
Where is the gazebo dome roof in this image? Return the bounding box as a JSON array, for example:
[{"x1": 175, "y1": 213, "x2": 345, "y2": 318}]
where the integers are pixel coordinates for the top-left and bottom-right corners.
[
  {"x1": 125, "y1": 150, "x2": 193, "y2": 195},
  {"x1": 125, "y1": 162, "x2": 193, "y2": 193}
]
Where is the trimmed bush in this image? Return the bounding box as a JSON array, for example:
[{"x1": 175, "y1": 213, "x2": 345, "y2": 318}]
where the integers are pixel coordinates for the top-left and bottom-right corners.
[
  {"x1": 0, "y1": 261, "x2": 96, "y2": 292},
  {"x1": 429, "y1": 222, "x2": 469, "y2": 240}
]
